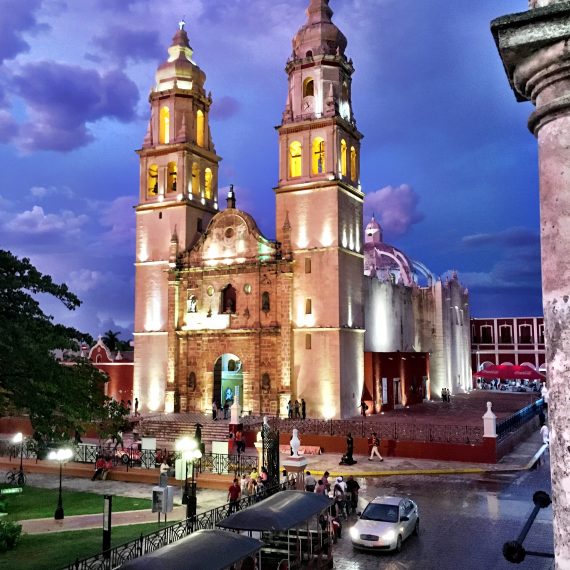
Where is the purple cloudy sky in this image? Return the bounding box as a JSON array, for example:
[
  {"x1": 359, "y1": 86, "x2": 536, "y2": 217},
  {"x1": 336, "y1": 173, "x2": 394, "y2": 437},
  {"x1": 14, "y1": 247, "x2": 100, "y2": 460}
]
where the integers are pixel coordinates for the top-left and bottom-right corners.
[{"x1": 0, "y1": 0, "x2": 541, "y2": 339}]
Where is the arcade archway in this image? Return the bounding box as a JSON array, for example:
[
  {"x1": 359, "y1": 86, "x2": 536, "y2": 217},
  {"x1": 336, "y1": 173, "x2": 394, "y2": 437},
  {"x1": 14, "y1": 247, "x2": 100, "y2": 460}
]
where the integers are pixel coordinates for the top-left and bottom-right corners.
[{"x1": 213, "y1": 353, "x2": 243, "y2": 409}]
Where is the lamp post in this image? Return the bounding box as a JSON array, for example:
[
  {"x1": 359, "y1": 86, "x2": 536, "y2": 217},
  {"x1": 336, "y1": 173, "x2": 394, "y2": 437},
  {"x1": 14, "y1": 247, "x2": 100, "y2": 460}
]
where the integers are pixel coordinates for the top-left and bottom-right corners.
[
  {"x1": 12, "y1": 432, "x2": 23, "y2": 473},
  {"x1": 48, "y1": 448, "x2": 73, "y2": 520},
  {"x1": 175, "y1": 437, "x2": 202, "y2": 531}
]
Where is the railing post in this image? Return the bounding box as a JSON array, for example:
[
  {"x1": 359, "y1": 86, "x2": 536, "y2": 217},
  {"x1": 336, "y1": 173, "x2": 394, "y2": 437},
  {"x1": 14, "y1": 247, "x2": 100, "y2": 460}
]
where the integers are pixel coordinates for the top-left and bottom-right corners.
[{"x1": 483, "y1": 401, "x2": 497, "y2": 438}]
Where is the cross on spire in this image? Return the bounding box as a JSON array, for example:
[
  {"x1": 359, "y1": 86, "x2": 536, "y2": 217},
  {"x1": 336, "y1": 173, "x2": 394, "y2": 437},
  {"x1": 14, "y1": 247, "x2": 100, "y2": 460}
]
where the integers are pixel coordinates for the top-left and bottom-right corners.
[{"x1": 178, "y1": 18, "x2": 186, "y2": 31}]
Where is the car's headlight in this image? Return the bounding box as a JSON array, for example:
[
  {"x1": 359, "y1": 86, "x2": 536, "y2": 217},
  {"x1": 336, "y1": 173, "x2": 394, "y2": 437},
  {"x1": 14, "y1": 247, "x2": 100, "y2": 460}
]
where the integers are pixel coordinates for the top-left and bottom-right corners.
[
  {"x1": 382, "y1": 530, "x2": 396, "y2": 541},
  {"x1": 350, "y1": 527, "x2": 359, "y2": 540}
]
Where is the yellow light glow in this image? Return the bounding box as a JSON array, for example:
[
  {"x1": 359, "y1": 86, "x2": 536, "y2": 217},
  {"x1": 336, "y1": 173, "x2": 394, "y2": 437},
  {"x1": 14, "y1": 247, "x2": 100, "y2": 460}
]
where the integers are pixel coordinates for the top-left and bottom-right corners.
[
  {"x1": 340, "y1": 139, "x2": 347, "y2": 177},
  {"x1": 159, "y1": 106, "x2": 170, "y2": 144},
  {"x1": 312, "y1": 137, "x2": 325, "y2": 175},
  {"x1": 204, "y1": 168, "x2": 213, "y2": 199},
  {"x1": 289, "y1": 141, "x2": 302, "y2": 178},
  {"x1": 197, "y1": 110, "x2": 205, "y2": 147}
]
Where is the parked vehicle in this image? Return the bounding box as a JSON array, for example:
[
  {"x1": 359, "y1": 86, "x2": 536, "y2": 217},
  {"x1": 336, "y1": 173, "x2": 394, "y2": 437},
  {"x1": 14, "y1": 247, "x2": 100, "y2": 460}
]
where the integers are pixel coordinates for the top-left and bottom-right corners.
[{"x1": 350, "y1": 496, "x2": 419, "y2": 553}]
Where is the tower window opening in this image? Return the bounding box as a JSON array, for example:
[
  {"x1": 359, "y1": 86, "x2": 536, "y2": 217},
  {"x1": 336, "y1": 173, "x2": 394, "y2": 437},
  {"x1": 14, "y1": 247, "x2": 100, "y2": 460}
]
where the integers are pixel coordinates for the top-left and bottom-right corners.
[
  {"x1": 197, "y1": 110, "x2": 205, "y2": 147},
  {"x1": 197, "y1": 218, "x2": 203, "y2": 232},
  {"x1": 204, "y1": 168, "x2": 213, "y2": 199},
  {"x1": 306, "y1": 50, "x2": 313, "y2": 59},
  {"x1": 340, "y1": 139, "x2": 347, "y2": 177},
  {"x1": 147, "y1": 164, "x2": 158, "y2": 197},
  {"x1": 289, "y1": 141, "x2": 302, "y2": 178},
  {"x1": 305, "y1": 258, "x2": 312, "y2": 274},
  {"x1": 159, "y1": 212, "x2": 162, "y2": 220},
  {"x1": 305, "y1": 298, "x2": 312, "y2": 315},
  {"x1": 305, "y1": 334, "x2": 312, "y2": 350},
  {"x1": 350, "y1": 146, "x2": 357, "y2": 182},
  {"x1": 312, "y1": 137, "x2": 325, "y2": 175},
  {"x1": 303, "y1": 78, "x2": 315, "y2": 98},
  {"x1": 159, "y1": 106, "x2": 170, "y2": 144},
  {"x1": 167, "y1": 161, "x2": 177, "y2": 193},
  {"x1": 192, "y1": 163, "x2": 200, "y2": 195}
]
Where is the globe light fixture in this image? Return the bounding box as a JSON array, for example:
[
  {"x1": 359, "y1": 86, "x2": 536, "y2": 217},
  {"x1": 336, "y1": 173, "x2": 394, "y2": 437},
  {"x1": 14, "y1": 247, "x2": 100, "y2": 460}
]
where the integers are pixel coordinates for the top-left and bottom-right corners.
[{"x1": 48, "y1": 448, "x2": 74, "y2": 520}]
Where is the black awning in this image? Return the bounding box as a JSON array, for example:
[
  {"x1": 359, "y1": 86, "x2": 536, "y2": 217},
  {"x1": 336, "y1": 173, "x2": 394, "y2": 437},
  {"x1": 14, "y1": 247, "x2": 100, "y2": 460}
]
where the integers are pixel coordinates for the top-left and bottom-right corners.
[
  {"x1": 217, "y1": 490, "x2": 333, "y2": 532},
  {"x1": 118, "y1": 530, "x2": 263, "y2": 570}
]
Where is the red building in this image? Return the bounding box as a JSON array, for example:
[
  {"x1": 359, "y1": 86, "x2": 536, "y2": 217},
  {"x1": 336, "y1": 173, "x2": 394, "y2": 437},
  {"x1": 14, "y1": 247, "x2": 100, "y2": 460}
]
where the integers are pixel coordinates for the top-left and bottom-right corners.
[
  {"x1": 471, "y1": 317, "x2": 546, "y2": 377},
  {"x1": 88, "y1": 338, "x2": 134, "y2": 404}
]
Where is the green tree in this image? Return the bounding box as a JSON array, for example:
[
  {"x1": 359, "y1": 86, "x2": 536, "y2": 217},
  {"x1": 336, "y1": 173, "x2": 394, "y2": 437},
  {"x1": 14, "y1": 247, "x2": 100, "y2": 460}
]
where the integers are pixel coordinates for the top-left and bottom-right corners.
[
  {"x1": 102, "y1": 330, "x2": 120, "y2": 352},
  {"x1": 0, "y1": 250, "x2": 110, "y2": 444}
]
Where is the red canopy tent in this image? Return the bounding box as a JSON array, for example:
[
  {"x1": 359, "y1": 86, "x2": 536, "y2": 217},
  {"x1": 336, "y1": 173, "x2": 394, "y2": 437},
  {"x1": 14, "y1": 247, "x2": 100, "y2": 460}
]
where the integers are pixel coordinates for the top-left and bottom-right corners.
[{"x1": 473, "y1": 364, "x2": 545, "y2": 381}]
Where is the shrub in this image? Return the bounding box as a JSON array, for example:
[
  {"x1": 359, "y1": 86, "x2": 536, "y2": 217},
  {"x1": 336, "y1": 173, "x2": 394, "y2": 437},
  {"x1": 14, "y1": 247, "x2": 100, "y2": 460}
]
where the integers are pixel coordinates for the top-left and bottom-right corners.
[
  {"x1": 0, "y1": 500, "x2": 6, "y2": 513},
  {"x1": 0, "y1": 520, "x2": 22, "y2": 552}
]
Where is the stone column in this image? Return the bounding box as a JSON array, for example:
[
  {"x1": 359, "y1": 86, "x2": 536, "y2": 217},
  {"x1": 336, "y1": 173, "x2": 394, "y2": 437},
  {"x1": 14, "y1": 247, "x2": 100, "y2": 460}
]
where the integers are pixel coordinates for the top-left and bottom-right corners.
[{"x1": 493, "y1": 3, "x2": 570, "y2": 566}]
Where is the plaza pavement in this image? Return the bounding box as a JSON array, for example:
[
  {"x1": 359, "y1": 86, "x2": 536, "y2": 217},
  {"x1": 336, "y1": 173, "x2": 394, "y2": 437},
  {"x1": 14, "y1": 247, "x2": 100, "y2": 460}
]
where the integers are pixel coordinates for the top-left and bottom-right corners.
[{"x1": 12, "y1": 428, "x2": 547, "y2": 536}]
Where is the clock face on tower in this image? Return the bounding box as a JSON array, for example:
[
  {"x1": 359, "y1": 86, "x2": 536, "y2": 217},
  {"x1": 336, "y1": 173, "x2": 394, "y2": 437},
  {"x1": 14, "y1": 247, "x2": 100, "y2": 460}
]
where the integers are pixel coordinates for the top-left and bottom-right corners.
[{"x1": 302, "y1": 96, "x2": 315, "y2": 114}]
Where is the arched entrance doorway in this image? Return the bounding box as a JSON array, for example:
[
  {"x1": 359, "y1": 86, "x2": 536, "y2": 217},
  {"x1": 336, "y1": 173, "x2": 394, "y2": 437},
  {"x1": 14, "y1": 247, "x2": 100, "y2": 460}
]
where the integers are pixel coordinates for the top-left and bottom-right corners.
[{"x1": 213, "y1": 354, "x2": 243, "y2": 409}]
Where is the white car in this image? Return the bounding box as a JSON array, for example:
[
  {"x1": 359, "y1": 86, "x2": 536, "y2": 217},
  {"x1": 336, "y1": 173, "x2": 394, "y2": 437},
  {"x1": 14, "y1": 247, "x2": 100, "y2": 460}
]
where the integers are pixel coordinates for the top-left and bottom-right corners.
[{"x1": 350, "y1": 496, "x2": 419, "y2": 553}]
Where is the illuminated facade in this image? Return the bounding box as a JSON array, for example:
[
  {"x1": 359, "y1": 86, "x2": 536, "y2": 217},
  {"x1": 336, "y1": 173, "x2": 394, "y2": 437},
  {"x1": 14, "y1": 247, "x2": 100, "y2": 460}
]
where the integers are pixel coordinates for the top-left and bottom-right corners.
[{"x1": 133, "y1": 2, "x2": 469, "y2": 417}]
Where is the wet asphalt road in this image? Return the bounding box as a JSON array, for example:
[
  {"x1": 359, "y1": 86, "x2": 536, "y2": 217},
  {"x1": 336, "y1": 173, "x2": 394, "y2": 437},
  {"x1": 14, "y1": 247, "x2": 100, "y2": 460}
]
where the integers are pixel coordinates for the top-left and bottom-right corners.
[{"x1": 333, "y1": 455, "x2": 554, "y2": 570}]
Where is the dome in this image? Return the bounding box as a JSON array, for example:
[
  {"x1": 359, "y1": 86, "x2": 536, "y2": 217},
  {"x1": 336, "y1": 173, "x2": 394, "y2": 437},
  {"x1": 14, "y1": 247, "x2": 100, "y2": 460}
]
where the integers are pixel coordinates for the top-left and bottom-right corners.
[
  {"x1": 365, "y1": 215, "x2": 382, "y2": 244},
  {"x1": 155, "y1": 25, "x2": 206, "y2": 92},
  {"x1": 292, "y1": 0, "x2": 348, "y2": 60}
]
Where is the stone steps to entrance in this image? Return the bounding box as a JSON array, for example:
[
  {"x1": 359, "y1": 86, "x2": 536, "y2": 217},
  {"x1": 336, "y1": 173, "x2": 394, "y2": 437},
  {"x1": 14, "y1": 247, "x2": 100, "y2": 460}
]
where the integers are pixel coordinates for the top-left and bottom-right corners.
[{"x1": 138, "y1": 413, "x2": 234, "y2": 448}]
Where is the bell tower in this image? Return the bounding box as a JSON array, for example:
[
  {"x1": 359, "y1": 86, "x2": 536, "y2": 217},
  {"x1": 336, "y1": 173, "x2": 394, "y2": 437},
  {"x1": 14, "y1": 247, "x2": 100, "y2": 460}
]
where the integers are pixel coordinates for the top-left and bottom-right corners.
[
  {"x1": 275, "y1": 0, "x2": 365, "y2": 418},
  {"x1": 134, "y1": 22, "x2": 221, "y2": 412}
]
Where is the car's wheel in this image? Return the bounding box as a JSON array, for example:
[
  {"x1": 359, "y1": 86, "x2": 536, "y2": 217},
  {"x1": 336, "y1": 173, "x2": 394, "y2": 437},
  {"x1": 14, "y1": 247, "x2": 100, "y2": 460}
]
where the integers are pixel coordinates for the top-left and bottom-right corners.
[
  {"x1": 121, "y1": 454, "x2": 129, "y2": 465},
  {"x1": 395, "y1": 535, "x2": 402, "y2": 553},
  {"x1": 413, "y1": 519, "x2": 420, "y2": 536}
]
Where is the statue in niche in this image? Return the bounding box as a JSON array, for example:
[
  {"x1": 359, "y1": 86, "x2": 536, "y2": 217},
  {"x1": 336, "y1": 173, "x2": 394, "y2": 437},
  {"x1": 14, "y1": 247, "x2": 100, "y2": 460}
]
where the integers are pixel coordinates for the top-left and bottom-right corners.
[
  {"x1": 225, "y1": 298, "x2": 234, "y2": 313},
  {"x1": 188, "y1": 296, "x2": 198, "y2": 313},
  {"x1": 188, "y1": 372, "x2": 196, "y2": 392},
  {"x1": 262, "y1": 292, "x2": 270, "y2": 313},
  {"x1": 261, "y1": 373, "x2": 270, "y2": 394}
]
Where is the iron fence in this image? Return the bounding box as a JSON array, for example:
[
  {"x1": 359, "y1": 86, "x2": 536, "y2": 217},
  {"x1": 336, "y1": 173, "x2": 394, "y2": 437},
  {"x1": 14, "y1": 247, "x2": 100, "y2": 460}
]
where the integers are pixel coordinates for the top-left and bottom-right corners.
[
  {"x1": 63, "y1": 484, "x2": 281, "y2": 570},
  {"x1": 496, "y1": 398, "x2": 544, "y2": 442},
  {"x1": 264, "y1": 418, "x2": 484, "y2": 444}
]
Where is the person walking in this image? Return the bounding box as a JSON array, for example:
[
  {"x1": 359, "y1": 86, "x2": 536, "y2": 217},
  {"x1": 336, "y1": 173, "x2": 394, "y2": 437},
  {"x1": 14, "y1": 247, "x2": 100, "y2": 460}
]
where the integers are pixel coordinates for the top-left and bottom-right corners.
[
  {"x1": 315, "y1": 479, "x2": 326, "y2": 495},
  {"x1": 287, "y1": 400, "x2": 292, "y2": 419},
  {"x1": 134, "y1": 397, "x2": 139, "y2": 416},
  {"x1": 305, "y1": 471, "x2": 317, "y2": 492},
  {"x1": 345, "y1": 432, "x2": 355, "y2": 465},
  {"x1": 346, "y1": 475, "x2": 360, "y2": 514},
  {"x1": 212, "y1": 400, "x2": 218, "y2": 421},
  {"x1": 294, "y1": 400, "x2": 300, "y2": 418},
  {"x1": 368, "y1": 432, "x2": 383, "y2": 461},
  {"x1": 301, "y1": 399, "x2": 306, "y2": 420},
  {"x1": 227, "y1": 478, "x2": 241, "y2": 514},
  {"x1": 358, "y1": 400, "x2": 368, "y2": 416}
]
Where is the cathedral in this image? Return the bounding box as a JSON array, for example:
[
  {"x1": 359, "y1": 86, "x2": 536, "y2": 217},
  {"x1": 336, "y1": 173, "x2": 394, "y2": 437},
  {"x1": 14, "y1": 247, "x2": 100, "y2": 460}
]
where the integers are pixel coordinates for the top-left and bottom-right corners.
[{"x1": 133, "y1": 0, "x2": 471, "y2": 419}]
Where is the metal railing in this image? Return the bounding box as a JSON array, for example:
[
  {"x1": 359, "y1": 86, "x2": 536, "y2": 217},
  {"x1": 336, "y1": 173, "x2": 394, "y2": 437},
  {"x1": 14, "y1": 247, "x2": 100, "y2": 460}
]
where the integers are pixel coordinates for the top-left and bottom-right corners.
[
  {"x1": 0, "y1": 442, "x2": 258, "y2": 477},
  {"x1": 497, "y1": 399, "x2": 544, "y2": 442},
  {"x1": 63, "y1": 484, "x2": 282, "y2": 570},
  {"x1": 259, "y1": 418, "x2": 484, "y2": 444}
]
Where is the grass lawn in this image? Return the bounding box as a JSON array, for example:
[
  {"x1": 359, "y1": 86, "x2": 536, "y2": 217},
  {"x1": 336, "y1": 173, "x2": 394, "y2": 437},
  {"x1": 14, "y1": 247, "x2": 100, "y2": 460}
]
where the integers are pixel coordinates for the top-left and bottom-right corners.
[
  {"x1": 0, "y1": 486, "x2": 151, "y2": 521},
  {"x1": 0, "y1": 522, "x2": 166, "y2": 570}
]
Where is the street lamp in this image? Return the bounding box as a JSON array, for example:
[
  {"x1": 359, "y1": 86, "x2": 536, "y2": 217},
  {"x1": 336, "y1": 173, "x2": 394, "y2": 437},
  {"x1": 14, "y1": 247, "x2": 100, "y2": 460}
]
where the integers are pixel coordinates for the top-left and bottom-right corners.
[
  {"x1": 12, "y1": 432, "x2": 23, "y2": 473},
  {"x1": 48, "y1": 448, "x2": 73, "y2": 520},
  {"x1": 175, "y1": 437, "x2": 202, "y2": 530}
]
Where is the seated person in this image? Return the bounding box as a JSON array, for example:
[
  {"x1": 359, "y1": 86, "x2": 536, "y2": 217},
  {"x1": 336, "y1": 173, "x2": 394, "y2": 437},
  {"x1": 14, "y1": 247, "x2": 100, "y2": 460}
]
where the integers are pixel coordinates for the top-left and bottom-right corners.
[{"x1": 92, "y1": 455, "x2": 106, "y2": 481}]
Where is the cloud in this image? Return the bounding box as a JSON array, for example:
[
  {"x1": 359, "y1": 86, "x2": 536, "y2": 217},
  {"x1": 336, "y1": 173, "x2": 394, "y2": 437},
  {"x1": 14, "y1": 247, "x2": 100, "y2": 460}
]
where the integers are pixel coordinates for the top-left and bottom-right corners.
[
  {"x1": 11, "y1": 62, "x2": 139, "y2": 152},
  {"x1": 29, "y1": 185, "x2": 73, "y2": 199},
  {"x1": 210, "y1": 96, "x2": 240, "y2": 121},
  {"x1": 0, "y1": 0, "x2": 48, "y2": 64},
  {"x1": 462, "y1": 227, "x2": 540, "y2": 249},
  {"x1": 67, "y1": 269, "x2": 106, "y2": 294},
  {"x1": 364, "y1": 184, "x2": 424, "y2": 235},
  {"x1": 0, "y1": 109, "x2": 18, "y2": 143},
  {"x1": 100, "y1": 196, "x2": 136, "y2": 246},
  {"x1": 91, "y1": 26, "x2": 162, "y2": 64},
  {"x1": 5, "y1": 205, "x2": 87, "y2": 235}
]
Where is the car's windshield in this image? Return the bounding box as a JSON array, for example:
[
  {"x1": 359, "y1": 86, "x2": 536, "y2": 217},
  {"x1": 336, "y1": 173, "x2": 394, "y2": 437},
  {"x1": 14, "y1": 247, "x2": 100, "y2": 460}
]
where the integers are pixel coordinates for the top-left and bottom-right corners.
[{"x1": 361, "y1": 503, "x2": 399, "y2": 523}]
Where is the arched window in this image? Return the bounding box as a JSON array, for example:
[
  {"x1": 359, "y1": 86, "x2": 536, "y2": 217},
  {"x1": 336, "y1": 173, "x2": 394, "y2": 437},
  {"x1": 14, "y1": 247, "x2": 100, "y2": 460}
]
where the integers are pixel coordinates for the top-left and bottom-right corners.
[
  {"x1": 312, "y1": 137, "x2": 325, "y2": 174},
  {"x1": 222, "y1": 284, "x2": 237, "y2": 314},
  {"x1": 204, "y1": 168, "x2": 213, "y2": 199},
  {"x1": 147, "y1": 164, "x2": 158, "y2": 196},
  {"x1": 261, "y1": 292, "x2": 270, "y2": 313},
  {"x1": 196, "y1": 110, "x2": 205, "y2": 147},
  {"x1": 159, "y1": 106, "x2": 170, "y2": 144},
  {"x1": 192, "y1": 163, "x2": 200, "y2": 195},
  {"x1": 340, "y1": 139, "x2": 347, "y2": 177},
  {"x1": 303, "y1": 78, "x2": 314, "y2": 98},
  {"x1": 167, "y1": 162, "x2": 177, "y2": 193},
  {"x1": 289, "y1": 141, "x2": 302, "y2": 178},
  {"x1": 350, "y1": 146, "x2": 357, "y2": 182}
]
